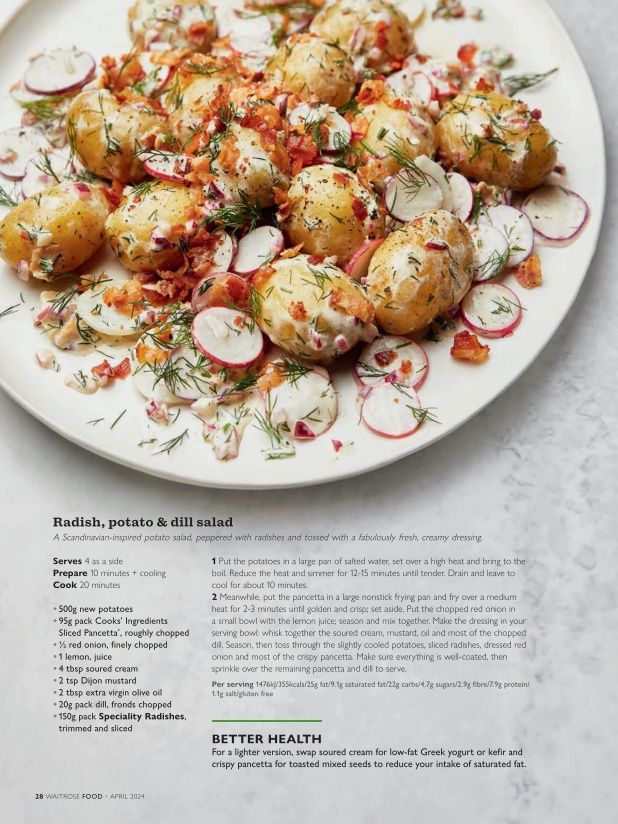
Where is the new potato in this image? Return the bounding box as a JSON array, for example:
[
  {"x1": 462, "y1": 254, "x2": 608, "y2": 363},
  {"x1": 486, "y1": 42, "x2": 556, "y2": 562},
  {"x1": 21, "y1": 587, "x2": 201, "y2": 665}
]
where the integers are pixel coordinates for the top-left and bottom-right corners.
[
  {"x1": 68, "y1": 89, "x2": 164, "y2": 183},
  {"x1": 106, "y1": 180, "x2": 204, "y2": 272},
  {"x1": 0, "y1": 182, "x2": 109, "y2": 280},
  {"x1": 211, "y1": 123, "x2": 290, "y2": 208},
  {"x1": 283, "y1": 165, "x2": 384, "y2": 266},
  {"x1": 354, "y1": 92, "x2": 436, "y2": 185},
  {"x1": 310, "y1": 0, "x2": 416, "y2": 72},
  {"x1": 367, "y1": 210, "x2": 474, "y2": 334},
  {"x1": 436, "y1": 91, "x2": 558, "y2": 191},
  {"x1": 265, "y1": 34, "x2": 356, "y2": 108},
  {"x1": 254, "y1": 255, "x2": 375, "y2": 363},
  {"x1": 128, "y1": 0, "x2": 217, "y2": 52},
  {"x1": 166, "y1": 60, "x2": 239, "y2": 142}
]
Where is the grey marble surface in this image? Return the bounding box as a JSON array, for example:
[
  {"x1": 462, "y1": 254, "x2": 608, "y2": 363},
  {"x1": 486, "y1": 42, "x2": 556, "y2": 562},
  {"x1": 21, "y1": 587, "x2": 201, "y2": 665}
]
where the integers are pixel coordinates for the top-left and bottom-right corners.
[{"x1": 0, "y1": 1, "x2": 616, "y2": 822}]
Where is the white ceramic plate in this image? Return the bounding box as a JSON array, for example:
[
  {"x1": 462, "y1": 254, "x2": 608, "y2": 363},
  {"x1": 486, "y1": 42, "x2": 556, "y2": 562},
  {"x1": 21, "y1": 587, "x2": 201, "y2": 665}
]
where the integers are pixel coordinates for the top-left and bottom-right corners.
[{"x1": 0, "y1": 0, "x2": 605, "y2": 489}]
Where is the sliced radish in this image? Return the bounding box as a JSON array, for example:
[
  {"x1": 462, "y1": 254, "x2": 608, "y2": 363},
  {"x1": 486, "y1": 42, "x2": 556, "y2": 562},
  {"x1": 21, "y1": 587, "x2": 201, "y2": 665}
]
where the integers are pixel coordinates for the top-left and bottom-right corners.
[
  {"x1": 386, "y1": 70, "x2": 433, "y2": 107},
  {"x1": 10, "y1": 82, "x2": 42, "y2": 105},
  {"x1": 0, "y1": 127, "x2": 50, "y2": 180},
  {"x1": 212, "y1": 231, "x2": 236, "y2": 271},
  {"x1": 414, "y1": 155, "x2": 454, "y2": 212},
  {"x1": 266, "y1": 362, "x2": 338, "y2": 439},
  {"x1": 24, "y1": 49, "x2": 96, "y2": 96},
  {"x1": 191, "y1": 273, "x2": 253, "y2": 313},
  {"x1": 447, "y1": 172, "x2": 474, "y2": 221},
  {"x1": 131, "y1": 343, "x2": 182, "y2": 405},
  {"x1": 469, "y1": 224, "x2": 510, "y2": 282},
  {"x1": 478, "y1": 205, "x2": 534, "y2": 267},
  {"x1": 77, "y1": 278, "x2": 144, "y2": 337},
  {"x1": 288, "y1": 103, "x2": 351, "y2": 152},
  {"x1": 131, "y1": 342, "x2": 212, "y2": 404},
  {"x1": 385, "y1": 169, "x2": 443, "y2": 221},
  {"x1": 356, "y1": 336, "x2": 429, "y2": 390},
  {"x1": 361, "y1": 382, "x2": 423, "y2": 439},
  {"x1": 143, "y1": 152, "x2": 192, "y2": 183},
  {"x1": 192, "y1": 306, "x2": 264, "y2": 368},
  {"x1": 403, "y1": 58, "x2": 459, "y2": 100},
  {"x1": 232, "y1": 226, "x2": 284, "y2": 276},
  {"x1": 167, "y1": 346, "x2": 218, "y2": 402},
  {"x1": 21, "y1": 150, "x2": 73, "y2": 198},
  {"x1": 136, "y1": 53, "x2": 171, "y2": 95},
  {"x1": 322, "y1": 112, "x2": 352, "y2": 152},
  {"x1": 522, "y1": 185, "x2": 589, "y2": 242},
  {"x1": 219, "y1": 7, "x2": 275, "y2": 56},
  {"x1": 192, "y1": 273, "x2": 226, "y2": 313},
  {"x1": 461, "y1": 283, "x2": 523, "y2": 338},
  {"x1": 346, "y1": 238, "x2": 384, "y2": 282}
]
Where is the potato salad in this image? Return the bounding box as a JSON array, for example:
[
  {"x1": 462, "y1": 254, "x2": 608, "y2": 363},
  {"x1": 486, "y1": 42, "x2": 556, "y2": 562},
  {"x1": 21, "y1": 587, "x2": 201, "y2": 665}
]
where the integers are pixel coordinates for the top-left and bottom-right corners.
[{"x1": 0, "y1": 0, "x2": 590, "y2": 461}]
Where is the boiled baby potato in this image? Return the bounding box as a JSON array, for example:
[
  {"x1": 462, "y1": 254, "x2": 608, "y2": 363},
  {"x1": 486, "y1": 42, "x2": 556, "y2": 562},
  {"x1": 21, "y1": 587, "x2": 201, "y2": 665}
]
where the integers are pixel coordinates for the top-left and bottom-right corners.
[
  {"x1": 210, "y1": 121, "x2": 290, "y2": 208},
  {"x1": 265, "y1": 33, "x2": 356, "y2": 108},
  {"x1": 106, "y1": 180, "x2": 204, "y2": 272},
  {"x1": 353, "y1": 82, "x2": 436, "y2": 186},
  {"x1": 436, "y1": 91, "x2": 558, "y2": 191},
  {"x1": 0, "y1": 181, "x2": 109, "y2": 280},
  {"x1": 254, "y1": 254, "x2": 375, "y2": 363},
  {"x1": 310, "y1": 0, "x2": 416, "y2": 73},
  {"x1": 282, "y1": 164, "x2": 384, "y2": 266},
  {"x1": 367, "y1": 209, "x2": 473, "y2": 334},
  {"x1": 67, "y1": 89, "x2": 164, "y2": 183},
  {"x1": 128, "y1": 0, "x2": 217, "y2": 52},
  {"x1": 166, "y1": 56, "x2": 239, "y2": 143}
]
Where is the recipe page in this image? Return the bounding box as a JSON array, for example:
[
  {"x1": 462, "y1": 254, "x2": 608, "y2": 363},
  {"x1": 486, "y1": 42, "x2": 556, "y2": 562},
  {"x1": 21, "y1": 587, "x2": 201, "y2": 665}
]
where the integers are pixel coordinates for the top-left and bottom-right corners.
[{"x1": 0, "y1": 0, "x2": 616, "y2": 822}]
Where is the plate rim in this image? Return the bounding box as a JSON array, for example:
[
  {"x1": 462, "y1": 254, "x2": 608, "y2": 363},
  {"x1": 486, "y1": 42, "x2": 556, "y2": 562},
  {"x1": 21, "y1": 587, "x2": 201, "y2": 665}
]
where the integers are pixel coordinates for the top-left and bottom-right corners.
[{"x1": 0, "y1": 0, "x2": 608, "y2": 490}]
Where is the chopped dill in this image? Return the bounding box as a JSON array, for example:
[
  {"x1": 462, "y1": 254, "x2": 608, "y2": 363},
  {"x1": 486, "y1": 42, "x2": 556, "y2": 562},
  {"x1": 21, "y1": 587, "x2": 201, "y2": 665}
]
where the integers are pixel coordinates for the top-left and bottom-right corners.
[
  {"x1": 0, "y1": 184, "x2": 19, "y2": 208},
  {"x1": 110, "y1": 409, "x2": 127, "y2": 430},
  {"x1": 154, "y1": 428, "x2": 189, "y2": 455},
  {"x1": 204, "y1": 194, "x2": 263, "y2": 233},
  {"x1": 0, "y1": 303, "x2": 21, "y2": 320},
  {"x1": 504, "y1": 68, "x2": 558, "y2": 96}
]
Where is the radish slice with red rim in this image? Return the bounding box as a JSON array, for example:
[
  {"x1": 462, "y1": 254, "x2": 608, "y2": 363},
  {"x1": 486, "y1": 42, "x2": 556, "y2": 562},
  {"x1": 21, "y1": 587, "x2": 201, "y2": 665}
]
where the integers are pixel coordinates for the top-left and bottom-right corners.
[
  {"x1": 192, "y1": 306, "x2": 264, "y2": 368},
  {"x1": 469, "y1": 223, "x2": 510, "y2": 283},
  {"x1": 414, "y1": 155, "x2": 454, "y2": 212},
  {"x1": 461, "y1": 283, "x2": 523, "y2": 338},
  {"x1": 385, "y1": 168, "x2": 443, "y2": 221},
  {"x1": 265, "y1": 361, "x2": 338, "y2": 440},
  {"x1": 361, "y1": 382, "x2": 424, "y2": 439},
  {"x1": 386, "y1": 70, "x2": 433, "y2": 107},
  {"x1": 77, "y1": 278, "x2": 144, "y2": 337},
  {"x1": 191, "y1": 273, "x2": 227, "y2": 313},
  {"x1": 477, "y1": 205, "x2": 534, "y2": 267},
  {"x1": 356, "y1": 336, "x2": 429, "y2": 390},
  {"x1": 131, "y1": 341, "x2": 215, "y2": 404},
  {"x1": 346, "y1": 238, "x2": 384, "y2": 282},
  {"x1": 447, "y1": 172, "x2": 474, "y2": 221},
  {"x1": 211, "y1": 231, "x2": 236, "y2": 272},
  {"x1": 322, "y1": 112, "x2": 352, "y2": 152},
  {"x1": 288, "y1": 104, "x2": 351, "y2": 152},
  {"x1": 24, "y1": 49, "x2": 96, "y2": 96},
  {"x1": 191, "y1": 273, "x2": 253, "y2": 314},
  {"x1": 522, "y1": 185, "x2": 589, "y2": 242},
  {"x1": 167, "y1": 347, "x2": 220, "y2": 402},
  {"x1": 142, "y1": 152, "x2": 192, "y2": 183},
  {"x1": 232, "y1": 226, "x2": 284, "y2": 276},
  {"x1": 21, "y1": 150, "x2": 73, "y2": 198},
  {"x1": 135, "y1": 53, "x2": 171, "y2": 95},
  {"x1": 0, "y1": 127, "x2": 50, "y2": 180}
]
